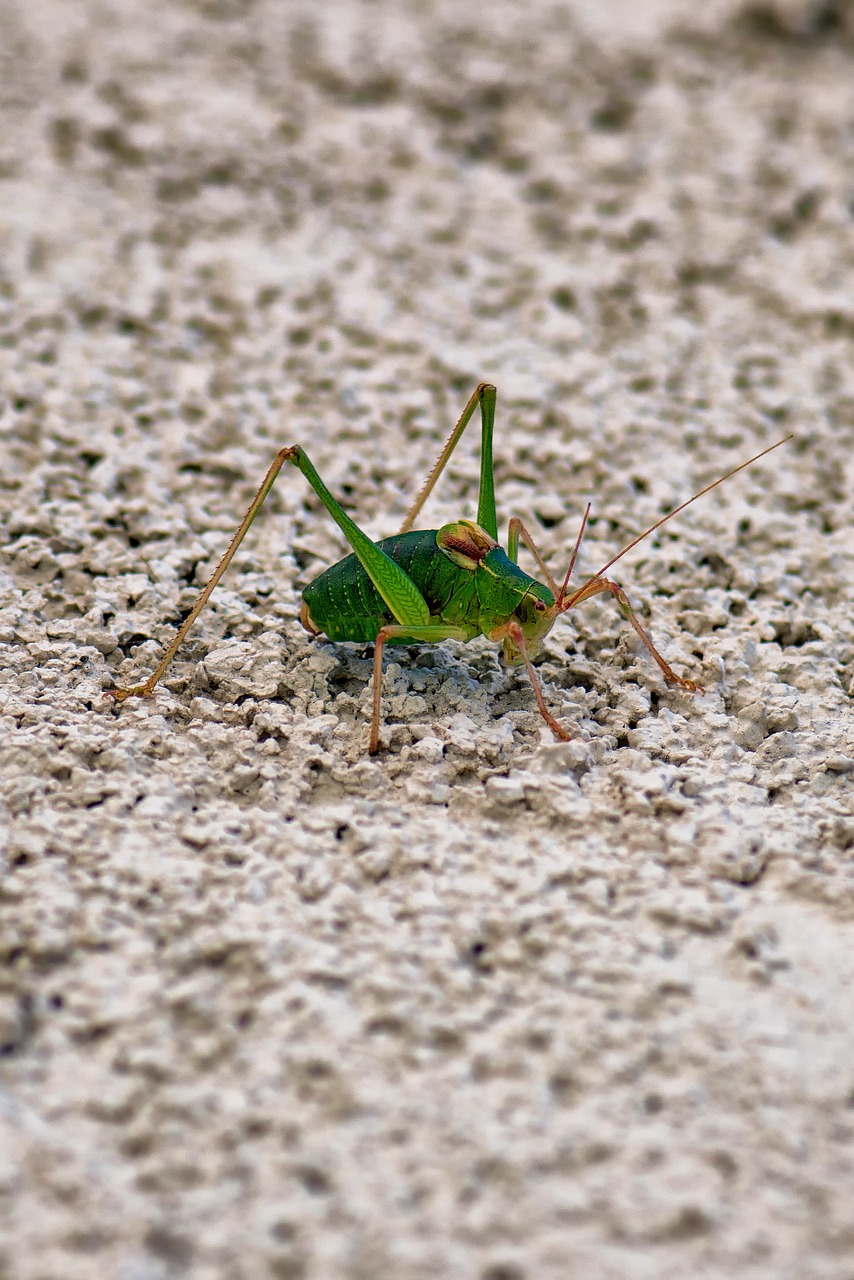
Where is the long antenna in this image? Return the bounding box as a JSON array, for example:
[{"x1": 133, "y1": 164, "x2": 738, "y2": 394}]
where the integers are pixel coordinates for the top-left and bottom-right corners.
[
  {"x1": 556, "y1": 502, "x2": 591, "y2": 608},
  {"x1": 560, "y1": 434, "x2": 792, "y2": 613}
]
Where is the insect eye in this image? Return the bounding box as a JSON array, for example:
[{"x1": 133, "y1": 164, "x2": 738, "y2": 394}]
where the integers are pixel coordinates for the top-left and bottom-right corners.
[{"x1": 534, "y1": 600, "x2": 546, "y2": 613}]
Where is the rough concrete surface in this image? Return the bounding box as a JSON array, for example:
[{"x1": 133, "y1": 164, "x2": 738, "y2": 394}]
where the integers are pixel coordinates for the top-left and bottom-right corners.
[{"x1": 1, "y1": 1, "x2": 854, "y2": 1277}]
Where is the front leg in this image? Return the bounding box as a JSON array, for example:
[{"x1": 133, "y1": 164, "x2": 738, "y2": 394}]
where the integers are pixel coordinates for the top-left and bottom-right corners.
[
  {"x1": 569, "y1": 577, "x2": 703, "y2": 693},
  {"x1": 489, "y1": 618, "x2": 572, "y2": 743}
]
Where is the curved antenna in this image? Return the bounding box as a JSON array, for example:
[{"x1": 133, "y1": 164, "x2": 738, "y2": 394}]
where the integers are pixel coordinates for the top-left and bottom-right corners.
[{"x1": 560, "y1": 434, "x2": 792, "y2": 613}]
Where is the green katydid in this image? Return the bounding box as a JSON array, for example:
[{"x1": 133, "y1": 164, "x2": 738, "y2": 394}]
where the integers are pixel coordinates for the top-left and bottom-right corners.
[{"x1": 107, "y1": 384, "x2": 789, "y2": 753}]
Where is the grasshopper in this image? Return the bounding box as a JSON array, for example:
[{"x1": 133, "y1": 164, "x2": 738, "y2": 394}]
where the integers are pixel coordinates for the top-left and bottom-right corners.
[{"x1": 107, "y1": 384, "x2": 788, "y2": 753}]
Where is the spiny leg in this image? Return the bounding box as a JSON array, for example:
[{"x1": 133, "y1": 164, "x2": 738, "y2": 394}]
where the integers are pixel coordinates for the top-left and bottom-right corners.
[
  {"x1": 106, "y1": 446, "x2": 297, "y2": 702},
  {"x1": 370, "y1": 623, "x2": 471, "y2": 754},
  {"x1": 569, "y1": 576, "x2": 703, "y2": 693},
  {"x1": 399, "y1": 383, "x2": 498, "y2": 540},
  {"x1": 108, "y1": 444, "x2": 432, "y2": 704}
]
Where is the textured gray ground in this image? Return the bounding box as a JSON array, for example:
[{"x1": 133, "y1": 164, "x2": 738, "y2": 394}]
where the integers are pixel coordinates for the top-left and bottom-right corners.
[{"x1": 2, "y1": 1, "x2": 854, "y2": 1278}]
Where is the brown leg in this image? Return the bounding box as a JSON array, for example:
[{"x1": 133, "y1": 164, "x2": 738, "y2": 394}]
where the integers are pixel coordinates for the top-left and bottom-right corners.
[
  {"x1": 569, "y1": 577, "x2": 703, "y2": 692},
  {"x1": 491, "y1": 620, "x2": 571, "y2": 742},
  {"x1": 369, "y1": 623, "x2": 471, "y2": 754},
  {"x1": 507, "y1": 518, "x2": 559, "y2": 594},
  {"x1": 106, "y1": 446, "x2": 298, "y2": 702}
]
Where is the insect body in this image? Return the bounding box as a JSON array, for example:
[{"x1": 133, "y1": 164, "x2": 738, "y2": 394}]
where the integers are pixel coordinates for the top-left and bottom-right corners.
[
  {"x1": 302, "y1": 526, "x2": 554, "y2": 647},
  {"x1": 107, "y1": 384, "x2": 788, "y2": 753}
]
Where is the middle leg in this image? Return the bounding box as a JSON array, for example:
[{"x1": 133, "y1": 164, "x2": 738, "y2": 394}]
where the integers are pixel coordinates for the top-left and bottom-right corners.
[
  {"x1": 370, "y1": 623, "x2": 472, "y2": 754},
  {"x1": 506, "y1": 518, "x2": 559, "y2": 594}
]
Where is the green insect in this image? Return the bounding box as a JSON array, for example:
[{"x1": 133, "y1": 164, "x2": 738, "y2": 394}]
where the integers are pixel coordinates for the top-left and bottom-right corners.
[{"x1": 107, "y1": 384, "x2": 787, "y2": 752}]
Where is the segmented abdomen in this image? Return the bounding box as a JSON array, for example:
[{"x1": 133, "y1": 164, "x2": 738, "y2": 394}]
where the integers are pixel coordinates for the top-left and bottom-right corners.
[{"x1": 302, "y1": 530, "x2": 451, "y2": 642}]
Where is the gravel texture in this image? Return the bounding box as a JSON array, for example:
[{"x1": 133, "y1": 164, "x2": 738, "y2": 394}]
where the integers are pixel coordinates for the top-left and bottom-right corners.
[{"x1": 2, "y1": 2, "x2": 854, "y2": 1278}]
